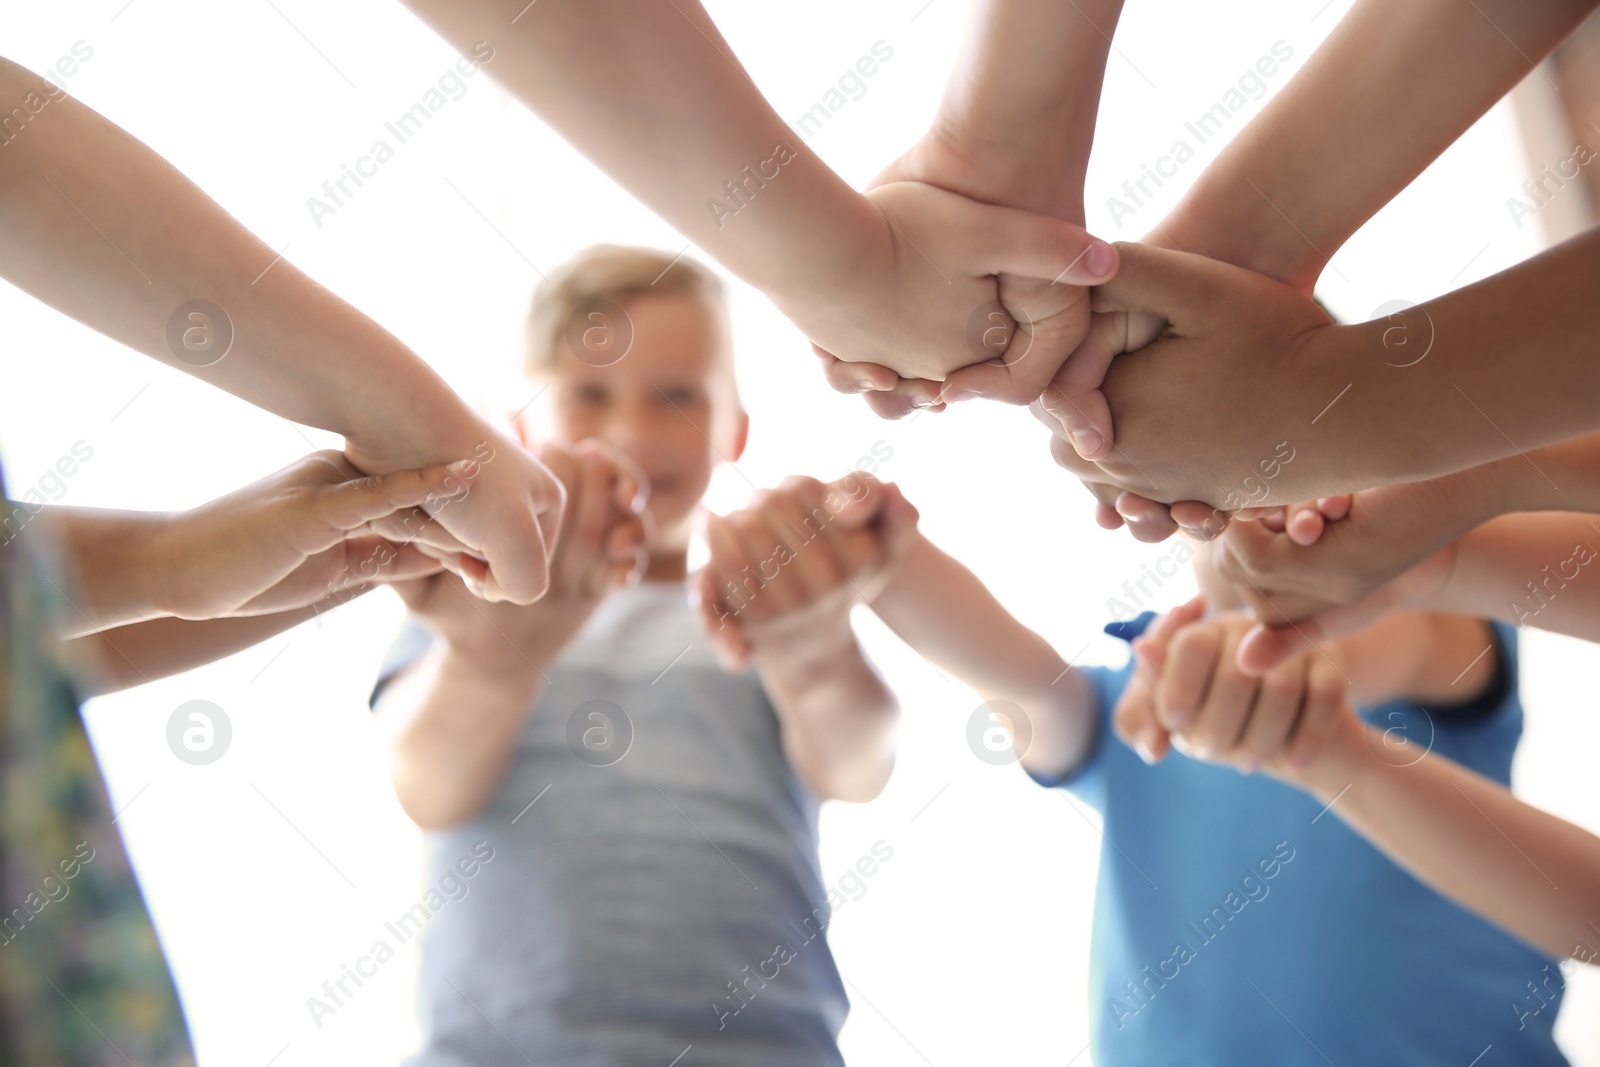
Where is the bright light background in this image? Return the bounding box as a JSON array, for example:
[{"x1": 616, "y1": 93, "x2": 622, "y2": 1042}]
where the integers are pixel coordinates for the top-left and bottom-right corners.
[{"x1": 2, "y1": 1, "x2": 1598, "y2": 1064}]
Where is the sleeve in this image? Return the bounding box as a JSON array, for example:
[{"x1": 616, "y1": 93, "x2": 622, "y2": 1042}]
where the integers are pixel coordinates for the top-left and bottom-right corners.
[
  {"x1": 1413, "y1": 620, "x2": 1523, "y2": 785},
  {"x1": 1419, "y1": 620, "x2": 1515, "y2": 725},
  {"x1": 368, "y1": 617, "x2": 437, "y2": 710},
  {"x1": 1023, "y1": 661, "x2": 1134, "y2": 813}
]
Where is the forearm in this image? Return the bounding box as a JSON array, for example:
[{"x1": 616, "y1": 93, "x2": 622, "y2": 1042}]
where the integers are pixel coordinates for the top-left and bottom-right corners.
[
  {"x1": 400, "y1": 0, "x2": 877, "y2": 303},
  {"x1": 1160, "y1": 0, "x2": 1598, "y2": 288},
  {"x1": 870, "y1": 533, "x2": 1095, "y2": 779},
  {"x1": 66, "y1": 603, "x2": 329, "y2": 695},
  {"x1": 1462, "y1": 430, "x2": 1600, "y2": 515},
  {"x1": 0, "y1": 58, "x2": 482, "y2": 464},
  {"x1": 36, "y1": 508, "x2": 172, "y2": 635},
  {"x1": 1297, "y1": 724, "x2": 1600, "y2": 963},
  {"x1": 1322, "y1": 611, "x2": 1497, "y2": 707},
  {"x1": 922, "y1": 0, "x2": 1124, "y2": 220},
  {"x1": 1308, "y1": 227, "x2": 1600, "y2": 487},
  {"x1": 757, "y1": 627, "x2": 897, "y2": 804},
  {"x1": 377, "y1": 644, "x2": 544, "y2": 828},
  {"x1": 1427, "y1": 512, "x2": 1600, "y2": 641}
]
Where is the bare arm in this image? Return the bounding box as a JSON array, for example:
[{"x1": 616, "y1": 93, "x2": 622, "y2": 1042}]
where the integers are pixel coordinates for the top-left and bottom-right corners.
[
  {"x1": 1433, "y1": 512, "x2": 1600, "y2": 640},
  {"x1": 0, "y1": 57, "x2": 560, "y2": 602},
  {"x1": 1293, "y1": 716, "x2": 1600, "y2": 964},
  {"x1": 876, "y1": 0, "x2": 1124, "y2": 222},
  {"x1": 754, "y1": 620, "x2": 898, "y2": 805},
  {"x1": 1129, "y1": 602, "x2": 1600, "y2": 964},
  {"x1": 375, "y1": 445, "x2": 642, "y2": 828},
  {"x1": 65, "y1": 603, "x2": 331, "y2": 696},
  {"x1": 1036, "y1": 0, "x2": 1600, "y2": 527},
  {"x1": 698, "y1": 478, "x2": 905, "y2": 803},
  {"x1": 1233, "y1": 510, "x2": 1600, "y2": 671},
  {"x1": 1159, "y1": 0, "x2": 1600, "y2": 289},
  {"x1": 375, "y1": 639, "x2": 546, "y2": 829},
  {"x1": 869, "y1": 532, "x2": 1097, "y2": 782},
  {"x1": 397, "y1": 0, "x2": 1111, "y2": 392}
]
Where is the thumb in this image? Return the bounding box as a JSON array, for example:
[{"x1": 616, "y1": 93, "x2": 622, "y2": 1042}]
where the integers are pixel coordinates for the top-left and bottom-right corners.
[
  {"x1": 1089, "y1": 242, "x2": 1242, "y2": 324},
  {"x1": 1112, "y1": 672, "x2": 1170, "y2": 765},
  {"x1": 1236, "y1": 594, "x2": 1386, "y2": 676},
  {"x1": 973, "y1": 208, "x2": 1118, "y2": 287},
  {"x1": 822, "y1": 473, "x2": 888, "y2": 529}
]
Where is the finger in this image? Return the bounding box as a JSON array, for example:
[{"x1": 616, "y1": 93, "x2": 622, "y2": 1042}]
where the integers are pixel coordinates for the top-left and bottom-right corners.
[
  {"x1": 1258, "y1": 507, "x2": 1288, "y2": 534},
  {"x1": 818, "y1": 344, "x2": 902, "y2": 394},
  {"x1": 1088, "y1": 242, "x2": 1245, "y2": 324},
  {"x1": 1181, "y1": 627, "x2": 1257, "y2": 759},
  {"x1": 580, "y1": 438, "x2": 648, "y2": 517},
  {"x1": 1038, "y1": 308, "x2": 1163, "y2": 459},
  {"x1": 1236, "y1": 596, "x2": 1375, "y2": 676},
  {"x1": 311, "y1": 459, "x2": 481, "y2": 548},
  {"x1": 972, "y1": 209, "x2": 1118, "y2": 287},
  {"x1": 1112, "y1": 672, "x2": 1171, "y2": 764},
  {"x1": 760, "y1": 487, "x2": 852, "y2": 600},
  {"x1": 693, "y1": 566, "x2": 751, "y2": 672},
  {"x1": 709, "y1": 509, "x2": 792, "y2": 619},
  {"x1": 1115, "y1": 492, "x2": 1179, "y2": 543},
  {"x1": 1214, "y1": 518, "x2": 1282, "y2": 585},
  {"x1": 1318, "y1": 495, "x2": 1353, "y2": 521},
  {"x1": 814, "y1": 472, "x2": 885, "y2": 531},
  {"x1": 1283, "y1": 501, "x2": 1327, "y2": 546},
  {"x1": 937, "y1": 354, "x2": 1047, "y2": 407},
  {"x1": 568, "y1": 450, "x2": 618, "y2": 595},
  {"x1": 862, "y1": 390, "x2": 929, "y2": 420},
  {"x1": 1155, "y1": 624, "x2": 1222, "y2": 732},
  {"x1": 337, "y1": 536, "x2": 448, "y2": 587},
  {"x1": 1232, "y1": 656, "x2": 1306, "y2": 773},
  {"x1": 1171, "y1": 501, "x2": 1230, "y2": 541},
  {"x1": 365, "y1": 506, "x2": 477, "y2": 558},
  {"x1": 1287, "y1": 665, "x2": 1352, "y2": 771},
  {"x1": 472, "y1": 446, "x2": 563, "y2": 604},
  {"x1": 873, "y1": 481, "x2": 921, "y2": 558},
  {"x1": 1046, "y1": 430, "x2": 1102, "y2": 481},
  {"x1": 735, "y1": 505, "x2": 807, "y2": 613},
  {"x1": 1139, "y1": 594, "x2": 1208, "y2": 670}
]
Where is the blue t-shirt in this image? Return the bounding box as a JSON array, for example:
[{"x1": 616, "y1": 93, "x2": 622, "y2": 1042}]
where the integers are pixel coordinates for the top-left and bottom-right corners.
[{"x1": 1049, "y1": 623, "x2": 1566, "y2": 1066}]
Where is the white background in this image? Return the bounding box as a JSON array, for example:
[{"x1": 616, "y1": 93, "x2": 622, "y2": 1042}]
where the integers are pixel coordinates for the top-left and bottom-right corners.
[{"x1": 1, "y1": 0, "x2": 1597, "y2": 1063}]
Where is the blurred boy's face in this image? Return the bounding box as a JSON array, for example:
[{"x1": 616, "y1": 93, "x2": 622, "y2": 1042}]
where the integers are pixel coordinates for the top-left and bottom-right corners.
[{"x1": 545, "y1": 292, "x2": 746, "y2": 552}]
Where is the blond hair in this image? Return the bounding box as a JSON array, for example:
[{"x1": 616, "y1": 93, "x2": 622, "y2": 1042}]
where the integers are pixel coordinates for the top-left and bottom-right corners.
[{"x1": 523, "y1": 244, "x2": 728, "y2": 378}]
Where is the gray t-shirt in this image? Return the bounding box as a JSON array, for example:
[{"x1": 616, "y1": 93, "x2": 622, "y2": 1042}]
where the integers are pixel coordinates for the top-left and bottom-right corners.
[{"x1": 376, "y1": 580, "x2": 849, "y2": 1067}]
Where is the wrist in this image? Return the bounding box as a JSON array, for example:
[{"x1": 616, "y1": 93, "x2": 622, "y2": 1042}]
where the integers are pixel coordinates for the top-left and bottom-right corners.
[
  {"x1": 444, "y1": 633, "x2": 550, "y2": 694},
  {"x1": 753, "y1": 613, "x2": 860, "y2": 678},
  {"x1": 343, "y1": 390, "x2": 491, "y2": 474},
  {"x1": 1289, "y1": 716, "x2": 1371, "y2": 799},
  {"x1": 724, "y1": 156, "x2": 890, "y2": 313},
  {"x1": 1155, "y1": 178, "x2": 1324, "y2": 293},
  {"x1": 138, "y1": 512, "x2": 189, "y2": 619},
  {"x1": 917, "y1": 116, "x2": 1088, "y2": 223},
  {"x1": 1432, "y1": 457, "x2": 1514, "y2": 532}
]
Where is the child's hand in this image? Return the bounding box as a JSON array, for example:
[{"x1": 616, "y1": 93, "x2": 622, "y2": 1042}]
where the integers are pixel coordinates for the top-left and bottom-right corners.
[
  {"x1": 1037, "y1": 243, "x2": 1358, "y2": 514},
  {"x1": 1113, "y1": 599, "x2": 1352, "y2": 777},
  {"x1": 346, "y1": 420, "x2": 566, "y2": 605},
  {"x1": 392, "y1": 440, "x2": 646, "y2": 674},
  {"x1": 1214, "y1": 481, "x2": 1471, "y2": 674},
  {"x1": 694, "y1": 474, "x2": 918, "y2": 671},
  {"x1": 787, "y1": 181, "x2": 1114, "y2": 412},
  {"x1": 151, "y1": 450, "x2": 480, "y2": 621}
]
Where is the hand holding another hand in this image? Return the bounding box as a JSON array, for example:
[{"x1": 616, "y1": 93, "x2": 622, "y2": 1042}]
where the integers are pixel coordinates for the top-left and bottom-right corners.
[
  {"x1": 695, "y1": 473, "x2": 919, "y2": 671},
  {"x1": 800, "y1": 180, "x2": 1115, "y2": 419},
  {"x1": 149, "y1": 450, "x2": 474, "y2": 624},
  {"x1": 1112, "y1": 598, "x2": 1353, "y2": 778},
  {"x1": 392, "y1": 440, "x2": 647, "y2": 675}
]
